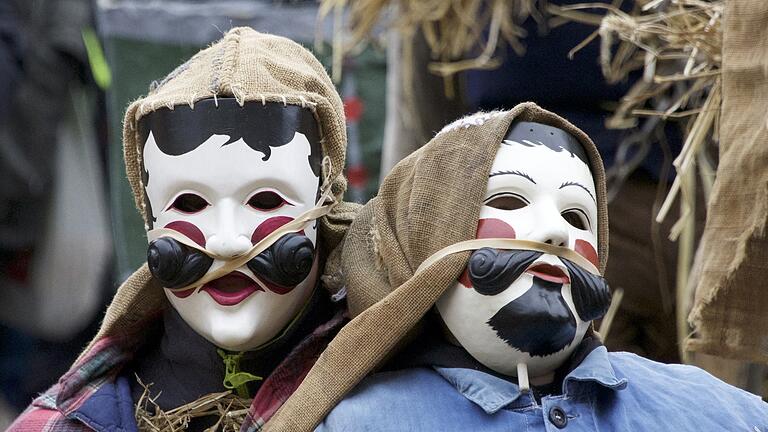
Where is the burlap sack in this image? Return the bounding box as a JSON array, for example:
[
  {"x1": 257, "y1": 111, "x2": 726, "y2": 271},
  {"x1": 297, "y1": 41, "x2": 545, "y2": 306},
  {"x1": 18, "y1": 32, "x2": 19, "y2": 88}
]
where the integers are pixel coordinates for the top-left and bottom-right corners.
[
  {"x1": 266, "y1": 103, "x2": 609, "y2": 431},
  {"x1": 77, "y1": 27, "x2": 355, "y2": 359},
  {"x1": 686, "y1": 0, "x2": 768, "y2": 362}
]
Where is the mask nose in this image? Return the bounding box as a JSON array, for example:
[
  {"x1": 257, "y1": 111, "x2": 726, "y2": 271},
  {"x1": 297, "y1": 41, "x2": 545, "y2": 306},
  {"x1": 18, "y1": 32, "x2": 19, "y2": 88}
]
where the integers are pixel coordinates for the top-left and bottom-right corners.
[
  {"x1": 206, "y1": 200, "x2": 252, "y2": 258},
  {"x1": 207, "y1": 234, "x2": 251, "y2": 258},
  {"x1": 527, "y1": 204, "x2": 570, "y2": 248}
]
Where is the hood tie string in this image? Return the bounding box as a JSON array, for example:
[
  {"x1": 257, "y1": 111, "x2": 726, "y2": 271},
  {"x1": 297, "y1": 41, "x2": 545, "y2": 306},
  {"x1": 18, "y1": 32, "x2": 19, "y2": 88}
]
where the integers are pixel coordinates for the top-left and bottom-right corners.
[{"x1": 217, "y1": 349, "x2": 263, "y2": 398}]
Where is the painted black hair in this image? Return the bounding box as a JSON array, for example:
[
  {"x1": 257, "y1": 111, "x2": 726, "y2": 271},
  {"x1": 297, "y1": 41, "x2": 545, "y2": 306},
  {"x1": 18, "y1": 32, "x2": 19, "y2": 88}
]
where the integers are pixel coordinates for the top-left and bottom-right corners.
[
  {"x1": 503, "y1": 121, "x2": 590, "y2": 167},
  {"x1": 137, "y1": 97, "x2": 322, "y2": 176}
]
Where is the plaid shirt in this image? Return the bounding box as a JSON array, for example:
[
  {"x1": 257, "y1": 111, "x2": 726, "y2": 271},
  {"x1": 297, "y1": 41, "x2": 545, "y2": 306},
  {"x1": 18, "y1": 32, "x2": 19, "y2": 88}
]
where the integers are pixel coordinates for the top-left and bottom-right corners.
[{"x1": 7, "y1": 311, "x2": 346, "y2": 432}]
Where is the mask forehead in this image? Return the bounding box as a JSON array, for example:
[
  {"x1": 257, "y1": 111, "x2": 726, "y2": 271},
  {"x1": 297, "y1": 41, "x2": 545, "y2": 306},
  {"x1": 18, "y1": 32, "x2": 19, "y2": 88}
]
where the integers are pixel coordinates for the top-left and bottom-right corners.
[
  {"x1": 485, "y1": 141, "x2": 598, "y2": 255},
  {"x1": 143, "y1": 131, "x2": 319, "y2": 217}
]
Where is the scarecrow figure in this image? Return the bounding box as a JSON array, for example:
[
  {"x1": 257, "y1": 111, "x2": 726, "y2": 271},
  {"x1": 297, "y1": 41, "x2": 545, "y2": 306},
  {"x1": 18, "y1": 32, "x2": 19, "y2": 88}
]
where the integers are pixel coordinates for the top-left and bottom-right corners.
[
  {"x1": 263, "y1": 104, "x2": 768, "y2": 432},
  {"x1": 8, "y1": 27, "x2": 356, "y2": 432}
]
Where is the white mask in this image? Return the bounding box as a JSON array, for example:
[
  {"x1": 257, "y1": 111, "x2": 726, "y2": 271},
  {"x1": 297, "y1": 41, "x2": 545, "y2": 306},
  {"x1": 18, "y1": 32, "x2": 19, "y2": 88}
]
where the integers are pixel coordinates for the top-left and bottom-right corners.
[
  {"x1": 141, "y1": 100, "x2": 321, "y2": 352},
  {"x1": 436, "y1": 122, "x2": 601, "y2": 383}
]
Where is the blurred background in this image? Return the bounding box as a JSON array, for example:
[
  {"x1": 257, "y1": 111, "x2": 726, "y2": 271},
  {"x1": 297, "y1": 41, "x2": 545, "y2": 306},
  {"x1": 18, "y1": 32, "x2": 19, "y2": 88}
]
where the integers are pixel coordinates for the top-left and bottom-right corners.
[{"x1": 0, "y1": 0, "x2": 760, "y2": 425}]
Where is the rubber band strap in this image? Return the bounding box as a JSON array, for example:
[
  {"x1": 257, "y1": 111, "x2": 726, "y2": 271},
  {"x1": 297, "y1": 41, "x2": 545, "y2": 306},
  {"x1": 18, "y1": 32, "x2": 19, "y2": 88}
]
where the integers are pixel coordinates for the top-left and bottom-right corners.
[{"x1": 415, "y1": 238, "x2": 600, "y2": 276}]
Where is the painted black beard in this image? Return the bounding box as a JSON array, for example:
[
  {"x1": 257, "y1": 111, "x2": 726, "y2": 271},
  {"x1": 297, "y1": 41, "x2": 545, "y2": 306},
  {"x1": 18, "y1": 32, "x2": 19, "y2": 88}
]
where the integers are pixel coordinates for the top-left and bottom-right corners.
[
  {"x1": 468, "y1": 248, "x2": 612, "y2": 356},
  {"x1": 488, "y1": 277, "x2": 576, "y2": 357},
  {"x1": 147, "y1": 233, "x2": 314, "y2": 289}
]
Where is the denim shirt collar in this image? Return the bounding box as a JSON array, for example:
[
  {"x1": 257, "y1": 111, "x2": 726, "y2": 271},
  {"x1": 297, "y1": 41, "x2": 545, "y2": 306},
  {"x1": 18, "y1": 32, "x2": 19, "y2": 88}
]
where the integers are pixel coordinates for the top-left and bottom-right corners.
[
  {"x1": 434, "y1": 366, "x2": 526, "y2": 414},
  {"x1": 563, "y1": 346, "x2": 628, "y2": 394},
  {"x1": 434, "y1": 346, "x2": 628, "y2": 415}
]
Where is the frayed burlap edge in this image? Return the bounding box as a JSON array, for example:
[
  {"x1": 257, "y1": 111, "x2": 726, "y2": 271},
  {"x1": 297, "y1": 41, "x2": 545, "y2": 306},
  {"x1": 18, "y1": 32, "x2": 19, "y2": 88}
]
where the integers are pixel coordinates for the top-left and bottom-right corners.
[
  {"x1": 685, "y1": 185, "x2": 768, "y2": 363},
  {"x1": 683, "y1": 0, "x2": 768, "y2": 363}
]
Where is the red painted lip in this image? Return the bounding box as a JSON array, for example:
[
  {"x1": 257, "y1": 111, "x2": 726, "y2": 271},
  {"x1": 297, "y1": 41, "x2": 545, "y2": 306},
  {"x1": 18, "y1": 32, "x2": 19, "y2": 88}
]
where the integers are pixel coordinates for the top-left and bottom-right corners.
[
  {"x1": 171, "y1": 287, "x2": 196, "y2": 299},
  {"x1": 526, "y1": 263, "x2": 570, "y2": 284},
  {"x1": 201, "y1": 271, "x2": 263, "y2": 306}
]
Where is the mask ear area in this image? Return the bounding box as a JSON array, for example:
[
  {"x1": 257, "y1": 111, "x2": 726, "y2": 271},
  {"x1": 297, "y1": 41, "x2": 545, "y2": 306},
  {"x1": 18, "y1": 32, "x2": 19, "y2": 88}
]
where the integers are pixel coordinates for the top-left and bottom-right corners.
[
  {"x1": 469, "y1": 248, "x2": 542, "y2": 296},
  {"x1": 147, "y1": 237, "x2": 213, "y2": 289},
  {"x1": 247, "y1": 233, "x2": 315, "y2": 289},
  {"x1": 562, "y1": 259, "x2": 611, "y2": 322}
]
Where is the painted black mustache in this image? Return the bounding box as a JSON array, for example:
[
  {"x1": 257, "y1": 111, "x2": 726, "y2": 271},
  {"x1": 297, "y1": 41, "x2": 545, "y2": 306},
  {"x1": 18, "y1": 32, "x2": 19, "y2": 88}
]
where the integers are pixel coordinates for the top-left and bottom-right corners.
[
  {"x1": 147, "y1": 238, "x2": 213, "y2": 289},
  {"x1": 468, "y1": 248, "x2": 611, "y2": 322},
  {"x1": 246, "y1": 234, "x2": 315, "y2": 287},
  {"x1": 468, "y1": 248, "x2": 542, "y2": 296},
  {"x1": 147, "y1": 233, "x2": 315, "y2": 289}
]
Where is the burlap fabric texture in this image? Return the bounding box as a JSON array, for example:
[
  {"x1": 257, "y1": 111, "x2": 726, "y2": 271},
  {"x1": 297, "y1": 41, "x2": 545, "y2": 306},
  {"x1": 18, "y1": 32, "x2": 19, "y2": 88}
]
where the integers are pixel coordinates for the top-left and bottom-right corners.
[
  {"x1": 265, "y1": 102, "x2": 609, "y2": 431},
  {"x1": 77, "y1": 27, "x2": 356, "y2": 360},
  {"x1": 686, "y1": 0, "x2": 768, "y2": 363}
]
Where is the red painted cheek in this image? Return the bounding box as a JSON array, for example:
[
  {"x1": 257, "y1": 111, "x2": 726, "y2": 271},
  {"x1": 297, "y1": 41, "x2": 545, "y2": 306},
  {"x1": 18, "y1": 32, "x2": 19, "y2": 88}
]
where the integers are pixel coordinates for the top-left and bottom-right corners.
[
  {"x1": 251, "y1": 216, "x2": 305, "y2": 244},
  {"x1": 575, "y1": 239, "x2": 599, "y2": 268},
  {"x1": 476, "y1": 218, "x2": 517, "y2": 240},
  {"x1": 460, "y1": 218, "x2": 518, "y2": 288},
  {"x1": 459, "y1": 270, "x2": 472, "y2": 288},
  {"x1": 164, "y1": 221, "x2": 206, "y2": 247}
]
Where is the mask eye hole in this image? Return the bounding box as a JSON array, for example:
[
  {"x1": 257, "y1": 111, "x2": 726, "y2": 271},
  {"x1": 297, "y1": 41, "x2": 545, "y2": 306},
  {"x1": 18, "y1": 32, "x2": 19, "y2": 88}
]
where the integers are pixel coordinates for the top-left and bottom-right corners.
[
  {"x1": 562, "y1": 209, "x2": 589, "y2": 230},
  {"x1": 169, "y1": 193, "x2": 209, "y2": 214},
  {"x1": 485, "y1": 193, "x2": 528, "y2": 211},
  {"x1": 248, "y1": 191, "x2": 289, "y2": 211}
]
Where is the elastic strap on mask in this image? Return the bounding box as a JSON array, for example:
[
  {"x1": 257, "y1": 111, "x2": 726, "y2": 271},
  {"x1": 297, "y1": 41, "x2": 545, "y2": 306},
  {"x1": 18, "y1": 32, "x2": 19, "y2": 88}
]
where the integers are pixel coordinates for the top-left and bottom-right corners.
[
  {"x1": 415, "y1": 238, "x2": 600, "y2": 276},
  {"x1": 146, "y1": 158, "x2": 338, "y2": 293}
]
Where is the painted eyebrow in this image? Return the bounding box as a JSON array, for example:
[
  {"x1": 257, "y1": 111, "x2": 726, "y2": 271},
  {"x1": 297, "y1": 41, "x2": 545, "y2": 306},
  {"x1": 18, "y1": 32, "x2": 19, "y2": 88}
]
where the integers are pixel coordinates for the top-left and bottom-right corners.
[
  {"x1": 559, "y1": 181, "x2": 596, "y2": 204},
  {"x1": 488, "y1": 170, "x2": 537, "y2": 184}
]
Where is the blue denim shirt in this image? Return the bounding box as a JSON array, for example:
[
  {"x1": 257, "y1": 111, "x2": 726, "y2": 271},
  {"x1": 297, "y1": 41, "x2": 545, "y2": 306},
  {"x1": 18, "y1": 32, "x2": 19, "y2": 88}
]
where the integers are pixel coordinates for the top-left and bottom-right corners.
[{"x1": 317, "y1": 347, "x2": 768, "y2": 431}]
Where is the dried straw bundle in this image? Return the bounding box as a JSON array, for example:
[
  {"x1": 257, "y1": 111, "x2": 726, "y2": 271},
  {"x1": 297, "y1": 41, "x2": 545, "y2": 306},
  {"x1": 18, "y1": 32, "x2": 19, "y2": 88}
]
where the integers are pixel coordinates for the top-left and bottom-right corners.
[
  {"x1": 561, "y1": 0, "x2": 722, "y2": 220},
  {"x1": 318, "y1": 0, "x2": 542, "y2": 79},
  {"x1": 134, "y1": 377, "x2": 251, "y2": 432},
  {"x1": 556, "y1": 0, "x2": 723, "y2": 360}
]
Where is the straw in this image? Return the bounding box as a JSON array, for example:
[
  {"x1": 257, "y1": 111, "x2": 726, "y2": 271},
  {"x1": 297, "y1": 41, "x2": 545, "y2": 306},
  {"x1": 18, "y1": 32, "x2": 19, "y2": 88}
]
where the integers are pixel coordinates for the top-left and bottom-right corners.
[
  {"x1": 317, "y1": 0, "x2": 543, "y2": 80},
  {"x1": 134, "y1": 376, "x2": 251, "y2": 432},
  {"x1": 552, "y1": 0, "x2": 723, "y2": 359}
]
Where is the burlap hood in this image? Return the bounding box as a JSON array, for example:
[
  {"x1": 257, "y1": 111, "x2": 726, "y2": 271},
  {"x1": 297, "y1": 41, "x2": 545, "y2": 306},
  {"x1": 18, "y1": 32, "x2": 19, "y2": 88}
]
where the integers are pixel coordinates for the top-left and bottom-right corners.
[
  {"x1": 78, "y1": 27, "x2": 355, "y2": 358},
  {"x1": 266, "y1": 103, "x2": 608, "y2": 431}
]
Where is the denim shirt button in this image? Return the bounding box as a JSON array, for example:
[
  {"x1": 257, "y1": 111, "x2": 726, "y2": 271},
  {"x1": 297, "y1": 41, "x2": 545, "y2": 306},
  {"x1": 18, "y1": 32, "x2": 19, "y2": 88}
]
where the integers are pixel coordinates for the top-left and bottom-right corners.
[{"x1": 548, "y1": 406, "x2": 568, "y2": 428}]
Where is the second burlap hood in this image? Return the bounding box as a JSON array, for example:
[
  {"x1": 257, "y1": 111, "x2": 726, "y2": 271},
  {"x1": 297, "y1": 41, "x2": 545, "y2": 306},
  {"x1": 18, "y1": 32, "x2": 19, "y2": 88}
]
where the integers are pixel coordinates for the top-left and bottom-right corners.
[
  {"x1": 77, "y1": 27, "x2": 357, "y2": 359},
  {"x1": 266, "y1": 102, "x2": 609, "y2": 431}
]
